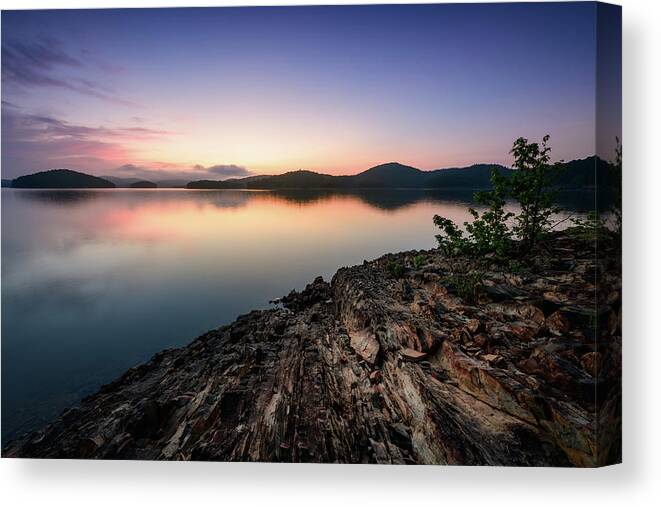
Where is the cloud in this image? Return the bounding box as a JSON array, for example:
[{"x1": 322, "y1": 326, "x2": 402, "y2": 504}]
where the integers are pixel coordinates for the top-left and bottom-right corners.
[
  {"x1": 4, "y1": 37, "x2": 82, "y2": 71},
  {"x1": 111, "y1": 163, "x2": 253, "y2": 183},
  {"x1": 1, "y1": 105, "x2": 172, "y2": 177},
  {"x1": 192, "y1": 164, "x2": 253, "y2": 179},
  {"x1": 1, "y1": 103, "x2": 249, "y2": 182},
  {"x1": 2, "y1": 37, "x2": 136, "y2": 106},
  {"x1": 5, "y1": 108, "x2": 172, "y2": 139},
  {"x1": 110, "y1": 164, "x2": 195, "y2": 182},
  {"x1": 4, "y1": 108, "x2": 171, "y2": 143}
]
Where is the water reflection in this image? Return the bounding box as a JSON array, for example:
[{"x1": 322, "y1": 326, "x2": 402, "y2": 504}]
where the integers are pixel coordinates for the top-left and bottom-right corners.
[
  {"x1": 14, "y1": 186, "x2": 600, "y2": 212},
  {"x1": 16, "y1": 189, "x2": 107, "y2": 206},
  {"x1": 1, "y1": 188, "x2": 591, "y2": 443}
]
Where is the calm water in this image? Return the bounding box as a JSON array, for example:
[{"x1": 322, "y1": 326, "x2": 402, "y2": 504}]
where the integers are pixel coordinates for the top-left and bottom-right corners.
[{"x1": 0, "y1": 188, "x2": 590, "y2": 443}]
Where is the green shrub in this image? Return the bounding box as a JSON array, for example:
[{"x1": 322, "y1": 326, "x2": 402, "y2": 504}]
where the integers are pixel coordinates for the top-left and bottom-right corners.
[
  {"x1": 433, "y1": 167, "x2": 513, "y2": 259},
  {"x1": 433, "y1": 135, "x2": 561, "y2": 259},
  {"x1": 507, "y1": 259, "x2": 525, "y2": 273},
  {"x1": 508, "y1": 135, "x2": 561, "y2": 251},
  {"x1": 433, "y1": 215, "x2": 469, "y2": 256},
  {"x1": 412, "y1": 254, "x2": 426, "y2": 270},
  {"x1": 449, "y1": 272, "x2": 483, "y2": 304},
  {"x1": 570, "y1": 210, "x2": 608, "y2": 241},
  {"x1": 387, "y1": 260, "x2": 404, "y2": 278},
  {"x1": 465, "y1": 170, "x2": 514, "y2": 257}
]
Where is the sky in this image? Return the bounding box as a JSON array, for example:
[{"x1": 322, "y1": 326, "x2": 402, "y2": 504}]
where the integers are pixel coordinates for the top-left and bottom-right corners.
[{"x1": 1, "y1": 3, "x2": 620, "y2": 180}]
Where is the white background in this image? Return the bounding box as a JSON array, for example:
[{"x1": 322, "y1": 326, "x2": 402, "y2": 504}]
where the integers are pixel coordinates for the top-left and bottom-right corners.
[{"x1": 0, "y1": 0, "x2": 659, "y2": 505}]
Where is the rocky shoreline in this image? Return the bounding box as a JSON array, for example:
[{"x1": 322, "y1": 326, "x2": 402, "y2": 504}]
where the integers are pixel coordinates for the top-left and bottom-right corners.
[{"x1": 3, "y1": 230, "x2": 621, "y2": 465}]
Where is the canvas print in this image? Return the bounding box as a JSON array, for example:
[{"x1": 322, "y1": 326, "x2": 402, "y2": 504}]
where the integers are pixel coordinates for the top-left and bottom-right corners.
[{"x1": 1, "y1": 3, "x2": 621, "y2": 466}]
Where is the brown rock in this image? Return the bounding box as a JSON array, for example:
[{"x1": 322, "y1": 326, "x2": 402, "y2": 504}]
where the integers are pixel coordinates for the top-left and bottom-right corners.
[
  {"x1": 400, "y1": 348, "x2": 428, "y2": 362},
  {"x1": 466, "y1": 318, "x2": 480, "y2": 333},
  {"x1": 349, "y1": 330, "x2": 380, "y2": 365},
  {"x1": 480, "y1": 353, "x2": 501, "y2": 364},
  {"x1": 517, "y1": 357, "x2": 541, "y2": 374},
  {"x1": 546, "y1": 311, "x2": 571, "y2": 335},
  {"x1": 580, "y1": 352, "x2": 603, "y2": 377},
  {"x1": 507, "y1": 322, "x2": 538, "y2": 342},
  {"x1": 473, "y1": 333, "x2": 489, "y2": 348}
]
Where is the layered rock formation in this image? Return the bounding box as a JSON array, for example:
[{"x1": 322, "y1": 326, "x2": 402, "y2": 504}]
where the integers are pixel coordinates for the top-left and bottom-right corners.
[{"x1": 4, "y1": 231, "x2": 621, "y2": 466}]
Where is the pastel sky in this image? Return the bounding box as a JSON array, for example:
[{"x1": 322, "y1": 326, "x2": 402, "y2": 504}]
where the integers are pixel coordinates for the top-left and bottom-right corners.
[{"x1": 1, "y1": 4, "x2": 617, "y2": 180}]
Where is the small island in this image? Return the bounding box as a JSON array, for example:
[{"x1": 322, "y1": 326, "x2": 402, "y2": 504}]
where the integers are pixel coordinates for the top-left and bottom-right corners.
[{"x1": 11, "y1": 169, "x2": 116, "y2": 189}]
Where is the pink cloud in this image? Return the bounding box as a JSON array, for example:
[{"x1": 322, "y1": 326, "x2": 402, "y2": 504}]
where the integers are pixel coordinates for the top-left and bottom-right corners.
[
  {"x1": 1, "y1": 104, "x2": 251, "y2": 182},
  {"x1": 1, "y1": 106, "x2": 166, "y2": 176}
]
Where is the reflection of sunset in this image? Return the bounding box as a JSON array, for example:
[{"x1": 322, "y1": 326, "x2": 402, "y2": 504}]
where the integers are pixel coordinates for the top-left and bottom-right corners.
[{"x1": 96, "y1": 191, "x2": 442, "y2": 246}]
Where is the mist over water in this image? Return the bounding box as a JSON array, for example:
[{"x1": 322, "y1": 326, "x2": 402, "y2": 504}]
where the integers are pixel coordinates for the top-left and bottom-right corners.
[{"x1": 1, "y1": 188, "x2": 589, "y2": 443}]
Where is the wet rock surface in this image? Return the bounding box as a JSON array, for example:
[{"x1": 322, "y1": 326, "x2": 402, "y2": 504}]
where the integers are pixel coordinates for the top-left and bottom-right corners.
[{"x1": 4, "y1": 231, "x2": 621, "y2": 466}]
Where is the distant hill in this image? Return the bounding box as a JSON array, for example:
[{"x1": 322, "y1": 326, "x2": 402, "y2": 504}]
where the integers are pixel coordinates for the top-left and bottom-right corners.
[
  {"x1": 10, "y1": 157, "x2": 615, "y2": 192},
  {"x1": 1, "y1": 179, "x2": 12, "y2": 188},
  {"x1": 155, "y1": 179, "x2": 188, "y2": 188},
  {"x1": 426, "y1": 164, "x2": 512, "y2": 188},
  {"x1": 104, "y1": 176, "x2": 186, "y2": 188},
  {"x1": 12, "y1": 169, "x2": 115, "y2": 189},
  {"x1": 187, "y1": 175, "x2": 268, "y2": 189},
  {"x1": 237, "y1": 163, "x2": 512, "y2": 190},
  {"x1": 245, "y1": 159, "x2": 614, "y2": 191},
  {"x1": 102, "y1": 176, "x2": 142, "y2": 187},
  {"x1": 351, "y1": 162, "x2": 425, "y2": 188},
  {"x1": 550, "y1": 156, "x2": 616, "y2": 189},
  {"x1": 426, "y1": 158, "x2": 616, "y2": 190},
  {"x1": 246, "y1": 170, "x2": 349, "y2": 189},
  {"x1": 130, "y1": 180, "x2": 158, "y2": 188}
]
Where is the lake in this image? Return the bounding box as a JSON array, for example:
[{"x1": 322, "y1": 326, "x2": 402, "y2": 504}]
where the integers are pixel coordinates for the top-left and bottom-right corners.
[{"x1": 0, "y1": 188, "x2": 591, "y2": 443}]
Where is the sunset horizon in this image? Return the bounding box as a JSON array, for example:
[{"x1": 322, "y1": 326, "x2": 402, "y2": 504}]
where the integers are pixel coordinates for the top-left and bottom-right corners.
[{"x1": 2, "y1": 4, "x2": 617, "y2": 181}]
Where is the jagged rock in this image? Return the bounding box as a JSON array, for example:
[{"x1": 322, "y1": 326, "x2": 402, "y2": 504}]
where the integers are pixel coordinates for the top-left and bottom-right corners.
[
  {"x1": 400, "y1": 348, "x2": 428, "y2": 362},
  {"x1": 581, "y1": 352, "x2": 603, "y2": 377},
  {"x1": 349, "y1": 330, "x2": 380, "y2": 365},
  {"x1": 547, "y1": 311, "x2": 572, "y2": 335},
  {"x1": 3, "y1": 231, "x2": 621, "y2": 466},
  {"x1": 480, "y1": 353, "x2": 501, "y2": 364}
]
